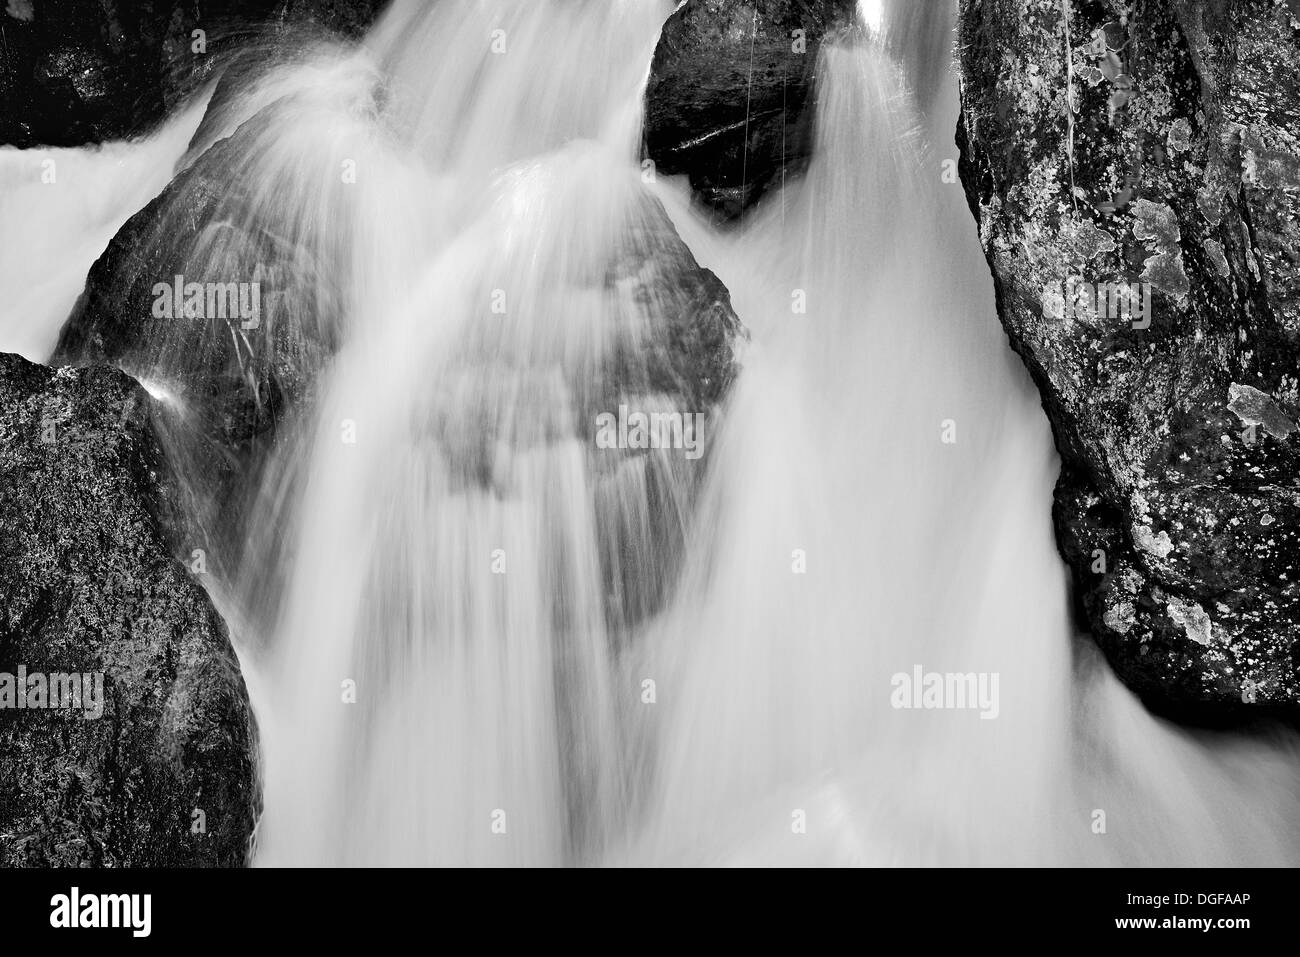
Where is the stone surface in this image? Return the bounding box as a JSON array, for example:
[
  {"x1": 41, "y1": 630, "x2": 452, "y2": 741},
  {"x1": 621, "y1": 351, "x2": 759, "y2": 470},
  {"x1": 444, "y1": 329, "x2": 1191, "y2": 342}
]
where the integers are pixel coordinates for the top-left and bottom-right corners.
[
  {"x1": 0, "y1": 0, "x2": 387, "y2": 147},
  {"x1": 50, "y1": 99, "x2": 357, "y2": 583},
  {"x1": 0, "y1": 353, "x2": 257, "y2": 866},
  {"x1": 644, "y1": 0, "x2": 858, "y2": 223},
  {"x1": 957, "y1": 0, "x2": 1300, "y2": 720}
]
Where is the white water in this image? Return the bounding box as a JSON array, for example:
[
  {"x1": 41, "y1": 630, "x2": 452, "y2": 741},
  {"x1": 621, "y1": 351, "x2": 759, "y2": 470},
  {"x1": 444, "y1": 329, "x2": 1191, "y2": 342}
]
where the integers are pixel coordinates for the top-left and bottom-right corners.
[
  {"x1": 0, "y1": 95, "x2": 208, "y2": 360},
  {"x1": 624, "y1": 33, "x2": 1076, "y2": 865},
  {"x1": 6, "y1": 0, "x2": 1300, "y2": 866},
  {"x1": 245, "y1": 0, "x2": 685, "y2": 867}
]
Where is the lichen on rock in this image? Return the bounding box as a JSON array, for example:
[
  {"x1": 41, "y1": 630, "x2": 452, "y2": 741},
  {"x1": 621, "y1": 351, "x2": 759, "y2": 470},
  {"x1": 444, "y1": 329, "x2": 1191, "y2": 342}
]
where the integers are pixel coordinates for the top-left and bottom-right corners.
[{"x1": 958, "y1": 0, "x2": 1300, "y2": 719}]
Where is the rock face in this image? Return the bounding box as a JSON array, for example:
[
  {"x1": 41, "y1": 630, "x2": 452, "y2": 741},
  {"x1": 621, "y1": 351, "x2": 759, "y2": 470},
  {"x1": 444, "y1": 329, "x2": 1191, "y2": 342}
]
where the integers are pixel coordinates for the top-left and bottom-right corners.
[
  {"x1": 0, "y1": 0, "x2": 386, "y2": 147},
  {"x1": 644, "y1": 0, "x2": 857, "y2": 223},
  {"x1": 957, "y1": 0, "x2": 1300, "y2": 719},
  {"x1": 0, "y1": 354, "x2": 256, "y2": 865}
]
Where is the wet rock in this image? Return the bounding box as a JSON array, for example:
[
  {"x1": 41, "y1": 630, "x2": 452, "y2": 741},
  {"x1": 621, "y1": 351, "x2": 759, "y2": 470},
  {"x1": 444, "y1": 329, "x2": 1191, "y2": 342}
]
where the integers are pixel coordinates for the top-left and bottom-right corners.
[
  {"x1": 52, "y1": 95, "x2": 356, "y2": 423},
  {"x1": 593, "y1": 189, "x2": 748, "y2": 630},
  {"x1": 644, "y1": 0, "x2": 858, "y2": 223},
  {"x1": 0, "y1": 353, "x2": 256, "y2": 866},
  {"x1": 957, "y1": 0, "x2": 1300, "y2": 719},
  {"x1": 601, "y1": 195, "x2": 748, "y2": 418},
  {"x1": 0, "y1": 0, "x2": 387, "y2": 147},
  {"x1": 54, "y1": 56, "x2": 745, "y2": 612},
  {"x1": 402, "y1": 144, "x2": 748, "y2": 638},
  {"x1": 50, "y1": 66, "x2": 380, "y2": 582}
]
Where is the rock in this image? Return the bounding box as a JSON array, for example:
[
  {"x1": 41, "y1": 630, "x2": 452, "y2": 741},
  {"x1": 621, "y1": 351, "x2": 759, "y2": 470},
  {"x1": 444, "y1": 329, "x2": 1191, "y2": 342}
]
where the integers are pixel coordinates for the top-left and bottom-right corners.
[
  {"x1": 599, "y1": 190, "x2": 748, "y2": 419},
  {"x1": 394, "y1": 143, "x2": 748, "y2": 636},
  {"x1": 644, "y1": 0, "x2": 858, "y2": 223},
  {"x1": 594, "y1": 181, "x2": 748, "y2": 630},
  {"x1": 957, "y1": 0, "x2": 1300, "y2": 719},
  {"x1": 643, "y1": 0, "x2": 957, "y2": 221},
  {"x1": 0, "y1": 353, "x2": 256, "y2": 866},
  {"x1": 0, "y1": 0, "x2": 387, "y2": 147},
  {"x1": 54, "y1": 44, "x2": 744, "y2": 602},
  {"x1": 51, "y1": 66, "x2": 380, "y2": 581}
]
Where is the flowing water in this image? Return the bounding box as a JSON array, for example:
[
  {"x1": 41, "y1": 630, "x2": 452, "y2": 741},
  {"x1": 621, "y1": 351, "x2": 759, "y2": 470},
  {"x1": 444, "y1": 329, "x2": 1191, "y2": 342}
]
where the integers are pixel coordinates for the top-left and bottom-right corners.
[
  {"x1": 0, "y1": 95, "x2": 208, "y2": 360},
  {"x1": 9, "y1": 0, "x2": 1300, "y2": 866}
]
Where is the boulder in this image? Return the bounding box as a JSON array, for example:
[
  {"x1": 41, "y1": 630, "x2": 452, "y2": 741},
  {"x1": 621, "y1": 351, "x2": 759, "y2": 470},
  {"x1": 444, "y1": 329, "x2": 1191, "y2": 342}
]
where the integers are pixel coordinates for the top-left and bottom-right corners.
[
  {"x1": 957, "y1": 0, "x2": 1300, "y2": 720},
  {"x1": 644, "y1": 0, "x2": 858, "y2": 223},
  {"x1": 0, "y1": 353, "x2": 257, "y2": 866},
  {"x1": 50, "y1": 60, "x2": 382, "y2": 580}
]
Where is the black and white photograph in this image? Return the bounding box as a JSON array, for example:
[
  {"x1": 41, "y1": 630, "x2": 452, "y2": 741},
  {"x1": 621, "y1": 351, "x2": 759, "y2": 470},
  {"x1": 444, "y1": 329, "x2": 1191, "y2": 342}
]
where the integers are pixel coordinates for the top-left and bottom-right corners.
[{"x1": 0, "y1": 0, "x2": 1295, "y2": 929}]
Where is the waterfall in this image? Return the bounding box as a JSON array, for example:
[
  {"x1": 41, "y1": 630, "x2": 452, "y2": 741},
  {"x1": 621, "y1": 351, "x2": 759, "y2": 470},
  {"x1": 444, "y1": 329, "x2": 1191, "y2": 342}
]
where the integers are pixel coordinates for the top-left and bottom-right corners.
[
  {"x1": 242, "y1": 0, "x2": 693, "y2": 866},
  {"x1": 626, "y1": 16, "x2": 1080, "y2": 865},
  {"x1": 623, "y1": 1, "x2": 1300, "y2": 865},
  {"x1": 9, "y1": 0, "x2": 1300, "y2": 867}
]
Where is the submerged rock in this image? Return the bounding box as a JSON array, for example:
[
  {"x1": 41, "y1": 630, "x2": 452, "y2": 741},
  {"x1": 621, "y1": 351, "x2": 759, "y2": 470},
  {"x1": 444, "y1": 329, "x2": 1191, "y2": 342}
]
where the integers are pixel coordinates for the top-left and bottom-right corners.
[
  {"x1": 957, "y1": 0, "x2": 1300, "y2": 719},
  {"x1": 590, "y1": 184, "x2": 748, "y2": 632},
  {"x1": 0, "y1": 0, "x2": 387, "y2": 147},
  {"x1": 0, "y1": 353, "x2": 256, "y2": 866}
]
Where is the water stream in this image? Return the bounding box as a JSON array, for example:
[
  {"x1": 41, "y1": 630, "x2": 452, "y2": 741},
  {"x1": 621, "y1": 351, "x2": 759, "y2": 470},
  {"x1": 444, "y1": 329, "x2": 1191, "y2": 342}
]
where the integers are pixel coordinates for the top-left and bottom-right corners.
[{"x1": 7, "y1": 0, "x2": 1299, "y2": 867}]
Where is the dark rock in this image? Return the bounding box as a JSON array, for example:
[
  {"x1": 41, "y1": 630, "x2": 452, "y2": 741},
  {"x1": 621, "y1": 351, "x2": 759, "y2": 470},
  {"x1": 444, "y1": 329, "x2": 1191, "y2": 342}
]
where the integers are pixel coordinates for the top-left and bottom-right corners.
[
  {"x1": 644, "y1": 0, "x2": 858, "y2": 223},
  {"x1": 364, "y1": 145, "x2": 748, "y2": 639},
  {"x1": 591, "y1": 187, "x2": 748, "y2": 632},
  {"x1": 0, "y1": 0, "x2": 388, "y2": 147},
  {"x1": 957, "y1": 0, "x2": 1300, "y2": 719},
  {"x1": 0, "y1": 353, "x2": 256, "y2": 866},
  {"x1": 599, "y1": 194, "x2": 748, "y2": 419},
  {"x1": 51, "y1": 70, "x2": 379, "y2": 581}
]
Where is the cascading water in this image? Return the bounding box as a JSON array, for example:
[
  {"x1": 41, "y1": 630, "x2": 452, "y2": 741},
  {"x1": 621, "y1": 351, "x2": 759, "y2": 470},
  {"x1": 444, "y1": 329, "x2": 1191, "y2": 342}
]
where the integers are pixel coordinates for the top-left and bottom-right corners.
[
  {"x1": 624, "y1": 25, "x2": 1080, "y2": 865},
  {"x1": 627, "y1": 1, "x2": 1300, "y2": 866},
  {"x1": 240, "y1": 0, "x2": 709, "y2": 866},
  {"x1": 11, "y1": 0, "x2": 1300, "y2": 867}
]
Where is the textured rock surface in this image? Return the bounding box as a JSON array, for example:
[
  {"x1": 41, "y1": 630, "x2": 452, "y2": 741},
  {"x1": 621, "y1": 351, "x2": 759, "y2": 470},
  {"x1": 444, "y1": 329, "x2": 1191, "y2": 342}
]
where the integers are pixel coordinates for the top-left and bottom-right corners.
[
  {"x1": 0, "y1": 353, "x2": 257, "y2": 865},
  {"x1": 50, "y1": 62, "x2": 378, "y2": 581},
  {"x1": 52, "y1": 120, "x2": 338, "y2": 453},
  {"x1": 592, "y1": 186, "x2": 749, "y2": 630},
  {"x1": 958, "y1": 0, "x2": 1300, "y2": 719},
  {"x1": 644, "y1": 0, "x2": 858, "y2": 222},
  {"x1": 0, "y1": 0, "x2": 386, "y2": 147}
]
